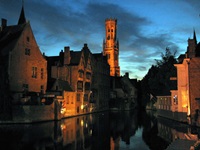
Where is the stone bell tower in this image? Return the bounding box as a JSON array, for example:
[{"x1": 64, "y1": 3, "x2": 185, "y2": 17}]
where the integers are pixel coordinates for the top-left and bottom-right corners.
[{"x1": 103, "y1": 18, "x2": 120, "y2": 76}]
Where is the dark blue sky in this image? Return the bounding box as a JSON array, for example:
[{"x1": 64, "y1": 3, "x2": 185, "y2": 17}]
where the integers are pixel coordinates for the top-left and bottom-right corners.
[{"x1": 1, "y1": 0, "x2": 200, "y2": 79}]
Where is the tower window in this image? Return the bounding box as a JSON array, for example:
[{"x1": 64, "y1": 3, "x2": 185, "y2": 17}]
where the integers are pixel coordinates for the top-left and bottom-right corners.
[
  {"x1": 111, "y1": 29, "x2": 113, "y2": 32},
  {"x1": 108, "y1": 29, "x2": 110, "y2": 32}
]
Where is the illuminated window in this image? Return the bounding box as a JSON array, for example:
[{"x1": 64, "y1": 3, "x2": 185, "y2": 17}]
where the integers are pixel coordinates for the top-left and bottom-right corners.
[
  {"x1": 173, "y1": 95, "x2": 178, "y2": 105},
  {"x1": 25, "y1": 48, "x2": 30, "y2": 55},
  {"x1": 32, "y1": 67, "x2": 37, "y2": 78},
  {"x1": 107, "y1": 54, "x2": 110, "y2": 59}
]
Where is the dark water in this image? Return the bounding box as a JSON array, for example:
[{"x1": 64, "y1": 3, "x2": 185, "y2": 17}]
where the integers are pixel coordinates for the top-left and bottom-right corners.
[{"x1": 0, "y1": 110, "x2": 197, "y2": 150}]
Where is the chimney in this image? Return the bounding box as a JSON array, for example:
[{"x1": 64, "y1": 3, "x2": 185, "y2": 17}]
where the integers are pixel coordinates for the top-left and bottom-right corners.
[
  {"x1": 1, "y1": 18, "x2": 7, "y2": 31},
  {"x1": 64, "y1": 46, "x2": 70, "y2": 65},
  {"x1": 125, "y1": 72, "x2": 129, "y2": 78}
]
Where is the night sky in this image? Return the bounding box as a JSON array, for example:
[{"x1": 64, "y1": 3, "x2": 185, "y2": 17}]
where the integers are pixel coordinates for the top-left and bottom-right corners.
[{"x1": 1, "y1": 0, "x2": 200, "y2": 79}]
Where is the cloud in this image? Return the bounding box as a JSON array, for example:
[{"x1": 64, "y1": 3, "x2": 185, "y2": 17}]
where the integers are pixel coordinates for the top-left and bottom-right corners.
[{"x1": 2, "y1": 0, "x2": 198, "y2": 79}]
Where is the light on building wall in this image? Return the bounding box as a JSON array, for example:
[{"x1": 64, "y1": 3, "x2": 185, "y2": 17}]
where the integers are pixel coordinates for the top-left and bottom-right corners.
[{"x1": 173, "y1": 95, "x2": 178, "y2": 104}]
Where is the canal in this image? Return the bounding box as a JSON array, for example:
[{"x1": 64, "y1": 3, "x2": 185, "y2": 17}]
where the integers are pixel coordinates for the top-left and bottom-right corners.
[{"x1": 0, "y1": 110, "x2": 198, "y2": 150}]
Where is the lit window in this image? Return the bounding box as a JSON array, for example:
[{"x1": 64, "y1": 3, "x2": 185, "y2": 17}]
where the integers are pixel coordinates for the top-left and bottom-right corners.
[{"x1": 173, "y1": 95, "x2": 178, "y2": 105}]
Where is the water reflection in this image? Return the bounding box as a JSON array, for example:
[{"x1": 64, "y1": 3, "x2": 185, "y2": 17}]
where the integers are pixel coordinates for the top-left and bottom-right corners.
[{"x1": 0, "y1": 110, "x2": 199, "y2": 150}]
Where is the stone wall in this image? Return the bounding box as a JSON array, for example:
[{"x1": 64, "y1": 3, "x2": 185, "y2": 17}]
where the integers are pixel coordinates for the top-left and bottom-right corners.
[
  {"x1": 157, "y1": 109, "x2": 188, "y2": 123},
  {"x1": 8, "y1": 101, "x2": 61, "y2": 123}
]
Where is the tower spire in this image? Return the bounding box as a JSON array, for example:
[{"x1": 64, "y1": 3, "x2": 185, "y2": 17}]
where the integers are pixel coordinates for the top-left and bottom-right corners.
[
  {"x1": 193, "y1": 29, "x2": 197, "y2": 44},
  {"x1": 18, "y1": 0, "x2": 26, "y2": 25}
]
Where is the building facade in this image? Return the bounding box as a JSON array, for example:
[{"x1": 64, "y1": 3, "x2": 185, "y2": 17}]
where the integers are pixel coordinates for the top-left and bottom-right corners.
[
  {"x1": 91, "y1": 53, "x2": 110, "y2": 111},
  {"x1": 0, "y1": 6, "x2": 47, "y2": 102},
  {"x1": 46, "y1": 44, "x2": 93, "y2": 117},
  {"x1": 103, "y1": 18, "x2": 120, "y2": 77},
  {"x1": 168, "y1": 31, "x2": 200, "y2": 124}
]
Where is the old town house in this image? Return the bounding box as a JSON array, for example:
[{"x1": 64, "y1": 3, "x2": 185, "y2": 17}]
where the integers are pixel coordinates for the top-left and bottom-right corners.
[{"x1": 0, "y1": 5, "x2": 47, "y2": 103}]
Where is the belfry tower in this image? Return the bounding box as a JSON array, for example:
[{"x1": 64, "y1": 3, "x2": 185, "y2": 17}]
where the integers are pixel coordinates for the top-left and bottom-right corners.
[{"x1": 103, "y1": 18, "x2": 120, "y2": 76}]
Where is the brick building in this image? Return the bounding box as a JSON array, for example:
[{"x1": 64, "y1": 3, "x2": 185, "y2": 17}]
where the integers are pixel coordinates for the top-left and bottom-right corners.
[
  {"x1": 170, "y1": 31, "x2": 200, "y2": 124},
  {"x1": 0, "y1": 5, "x2": 47, "y2": 102},
  {"x1": 46, "y1": 44, "x2": 93, "y2": 116},
  {"x1": 91, "y1": 53, "x2": 110, "y2": 111},
  {"x1": 103, "y1": 18, "x2": 120, "y2": 77}
]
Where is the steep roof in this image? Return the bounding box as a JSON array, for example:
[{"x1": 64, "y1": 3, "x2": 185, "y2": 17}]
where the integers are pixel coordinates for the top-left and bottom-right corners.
[
  {"x1": 0, "y1": 4, "x2": 27, "y2": 56},
  {"x1": 69, "y1": 51, "x2": 82, "y2": 65},
  {"x1": 47, "y1": 78, "x2": 73, "y2": 92},
  {"x1": 0, "y1": 24, "x2": 26, "y2": 56}
]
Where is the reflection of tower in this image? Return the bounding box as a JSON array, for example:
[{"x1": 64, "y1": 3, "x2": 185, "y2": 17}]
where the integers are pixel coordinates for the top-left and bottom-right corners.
[{"x1": 103, "y1": 18, "x2": 120, "y2": 76}]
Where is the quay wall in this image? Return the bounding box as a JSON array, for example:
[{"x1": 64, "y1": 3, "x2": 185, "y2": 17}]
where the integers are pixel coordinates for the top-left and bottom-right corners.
[
  {"x1": 0, "y1": 101, "x2": 61, "y2": 123},
  {"x1": 157, "y1": 109, "x2": 188, "y2": 123}
]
